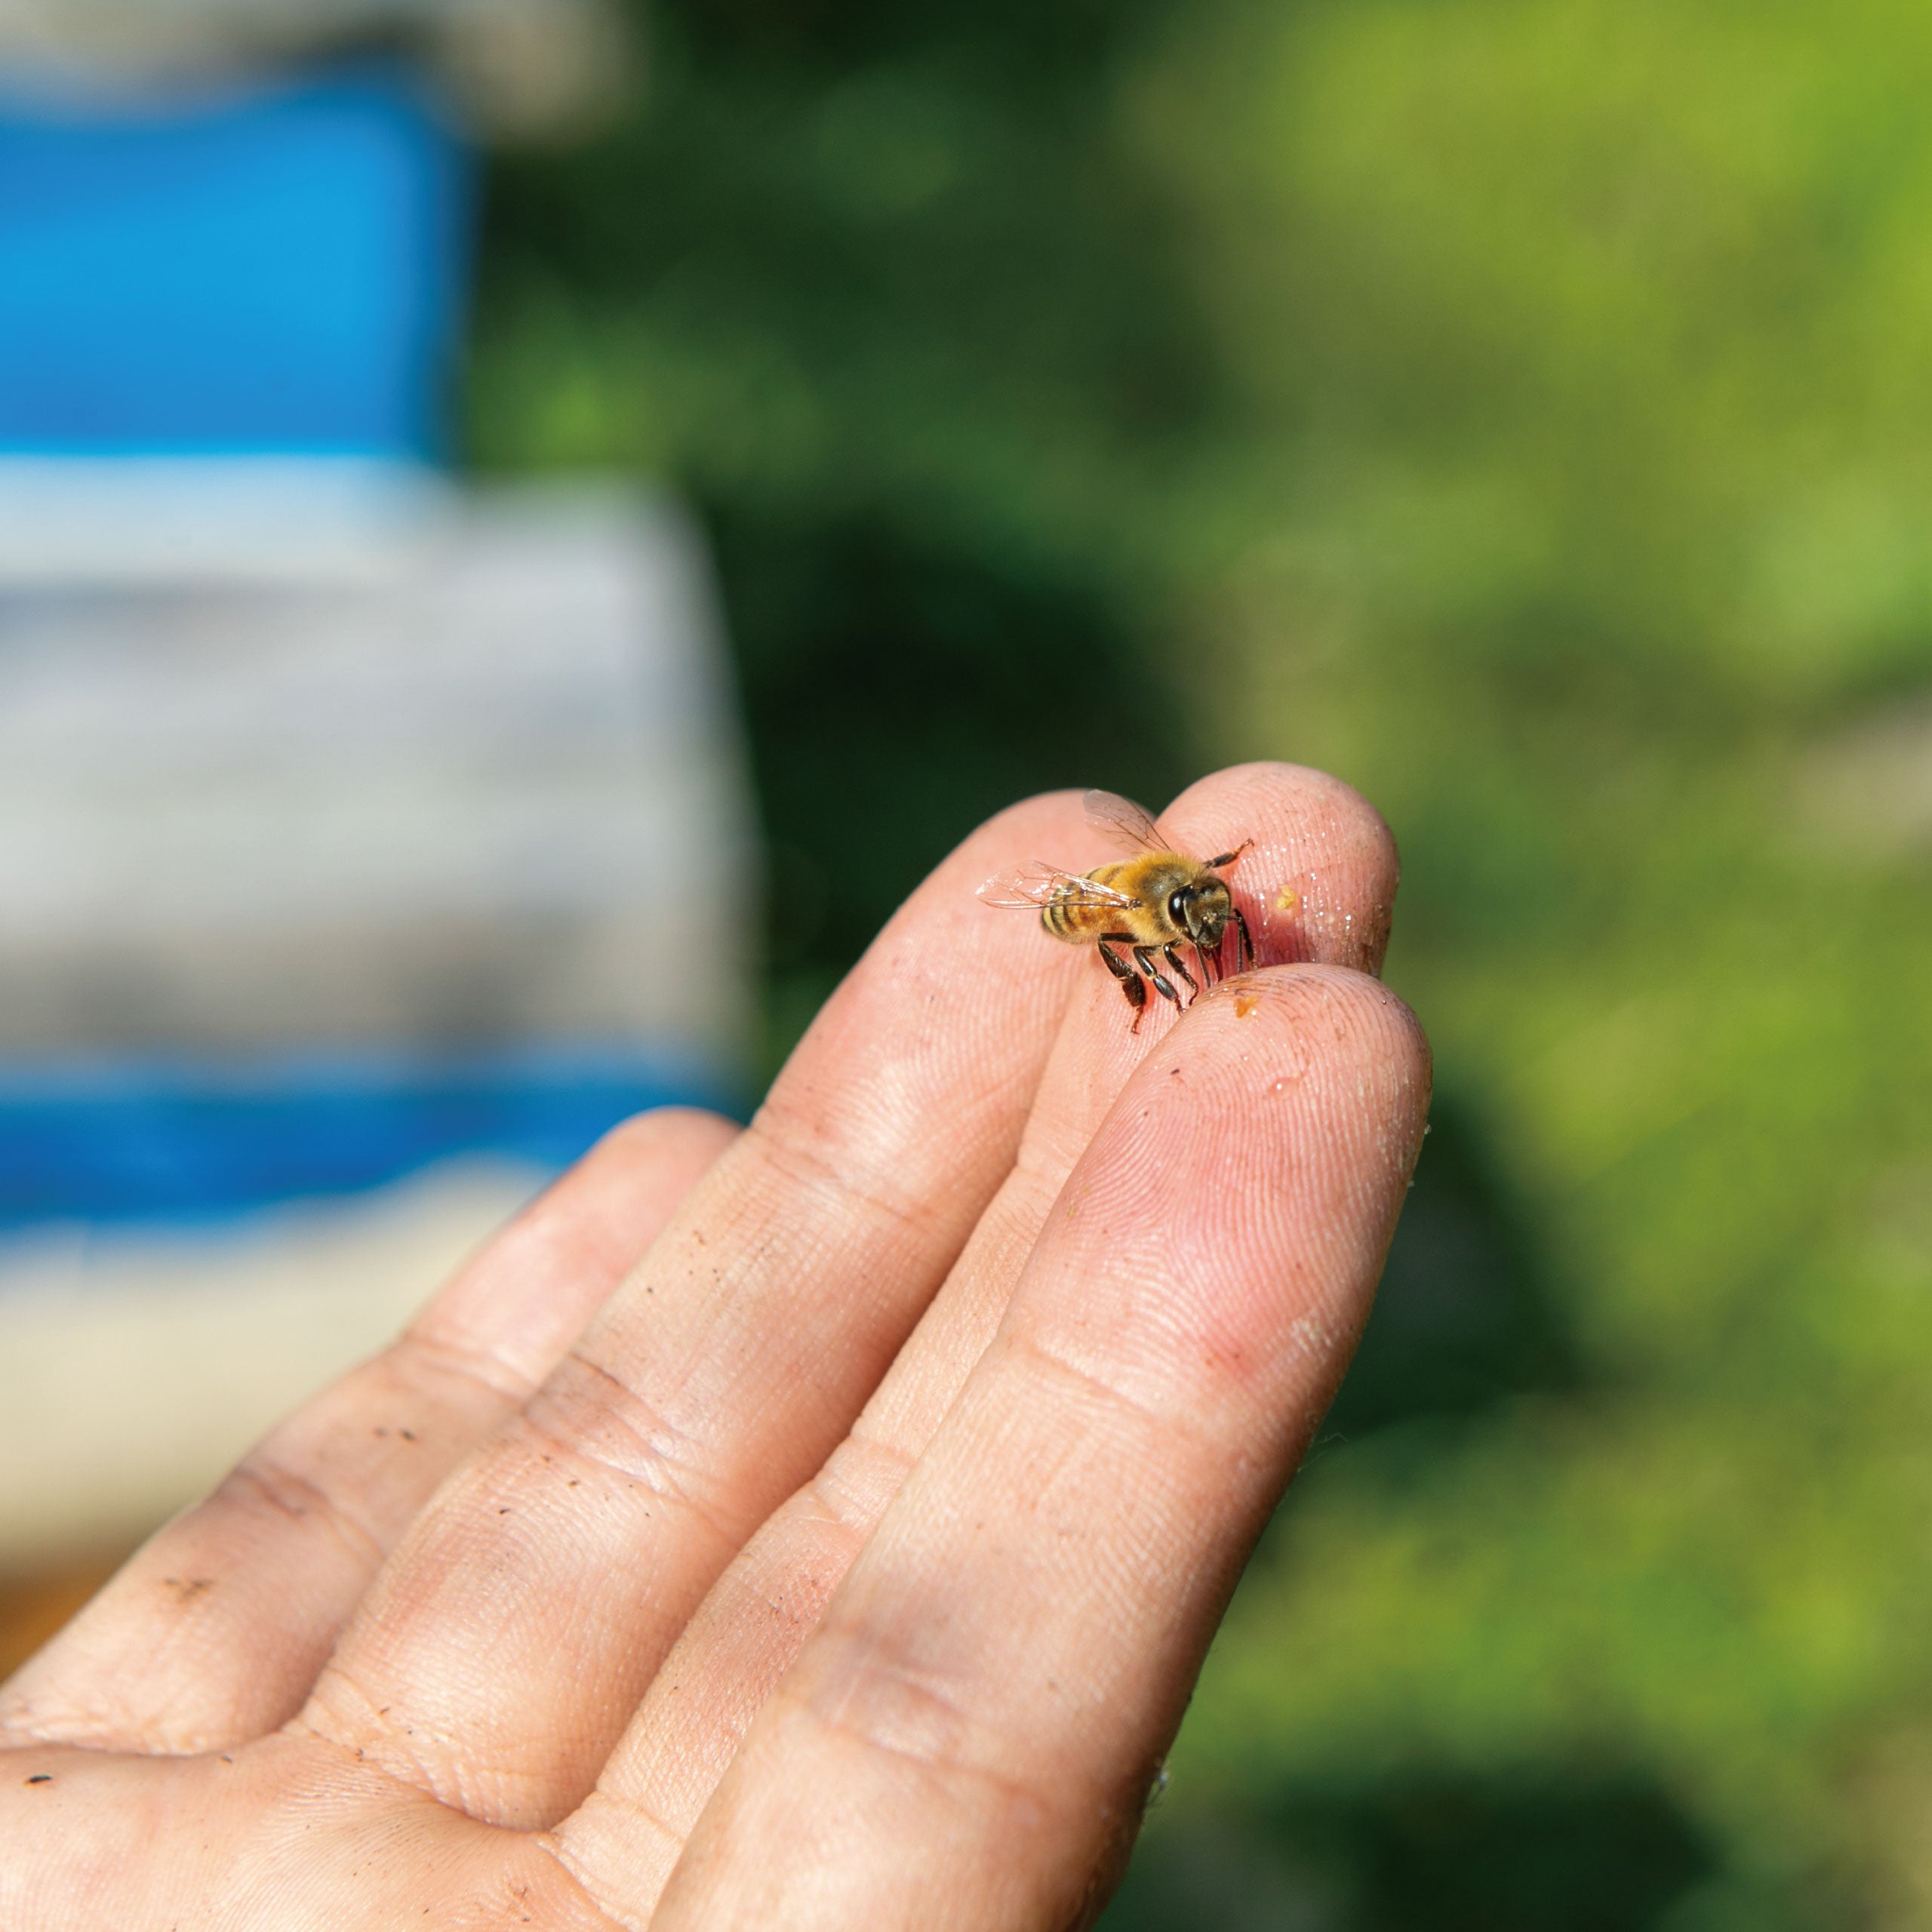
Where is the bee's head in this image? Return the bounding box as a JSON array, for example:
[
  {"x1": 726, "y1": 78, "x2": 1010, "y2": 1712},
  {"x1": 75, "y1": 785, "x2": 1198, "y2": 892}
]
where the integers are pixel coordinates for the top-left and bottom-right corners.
[{"x1": 1171, "y1": 876, "x2": 1232, "y2": 949}]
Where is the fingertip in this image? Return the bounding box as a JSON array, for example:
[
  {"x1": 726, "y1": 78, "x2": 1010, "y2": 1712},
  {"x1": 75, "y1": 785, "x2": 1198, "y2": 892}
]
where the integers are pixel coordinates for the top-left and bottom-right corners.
[
  {"x1": 1177, "y1": 961, "x2": 1433, "y2": 1244},
  {"x1": 1163, "y1": 761, "x2": 1402, "y2": 976},
  {"x1": 590, "y1": 1105, "x2": 745, "y2": 1180},
  {"x1": 1019, "y1": 960, "x2": 1432, "y2": 1434},
  {"x1": 1208, "y1": 961, "x2": 1432, "y2": 1117},
  {"x1": 540, "y1": 1105, "x2": 746, "y2": 1251},
  {"x1": 411, "y1": 1106, "x2": 745, "y2": 1375}
]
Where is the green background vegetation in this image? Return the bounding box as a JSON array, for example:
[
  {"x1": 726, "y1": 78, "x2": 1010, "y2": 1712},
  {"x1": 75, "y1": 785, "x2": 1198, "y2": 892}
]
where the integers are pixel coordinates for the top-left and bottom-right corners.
[{"x1": 469, "y1": 2, "x2": 1932, "y2": 1923}]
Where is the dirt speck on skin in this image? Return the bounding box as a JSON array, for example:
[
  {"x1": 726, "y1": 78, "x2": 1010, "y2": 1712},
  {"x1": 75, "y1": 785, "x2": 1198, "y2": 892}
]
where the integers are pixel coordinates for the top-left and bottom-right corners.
[
  {"x1": 26, "y1": 1774, "x2": 51, "y2": 1784},
  {"x1": 1233, "y1": 990, "x2": 1261, "y2": 1019},
  {"x1": 161, "y1": 1577, "x2": 212, "y2": 1604}
]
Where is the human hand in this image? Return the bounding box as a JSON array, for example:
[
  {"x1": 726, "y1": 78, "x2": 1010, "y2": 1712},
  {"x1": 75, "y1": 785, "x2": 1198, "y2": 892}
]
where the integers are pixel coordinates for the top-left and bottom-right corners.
[{"x1": 1, "y1": 763, "x2": 1429, "y2": 1929}]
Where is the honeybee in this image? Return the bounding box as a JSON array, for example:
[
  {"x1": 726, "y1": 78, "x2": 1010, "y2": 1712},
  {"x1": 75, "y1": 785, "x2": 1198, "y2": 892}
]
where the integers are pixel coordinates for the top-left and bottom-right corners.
[{"x1": 980, "y1": 790, "x2": 1254, "y2": 1029}]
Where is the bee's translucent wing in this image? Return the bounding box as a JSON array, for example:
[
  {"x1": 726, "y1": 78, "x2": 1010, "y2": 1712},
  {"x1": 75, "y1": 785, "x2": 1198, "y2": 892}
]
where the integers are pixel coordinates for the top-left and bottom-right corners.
[
  {"x1": 1084, "y1": 788, "x2": 1168, "y2": 854},
  {"x1": 977, "y1": 863, "x2": 1140, "y2": 911}
]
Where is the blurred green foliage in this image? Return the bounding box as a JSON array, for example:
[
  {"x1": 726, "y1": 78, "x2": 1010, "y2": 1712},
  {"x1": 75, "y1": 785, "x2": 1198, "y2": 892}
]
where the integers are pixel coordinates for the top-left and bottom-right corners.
[
  {"x1": 468, "y1": 0, "x2": 1211, "y2": 1062},
  {"x1": 469, "y1": 0, "x2": 1932, "y2": 1923}
]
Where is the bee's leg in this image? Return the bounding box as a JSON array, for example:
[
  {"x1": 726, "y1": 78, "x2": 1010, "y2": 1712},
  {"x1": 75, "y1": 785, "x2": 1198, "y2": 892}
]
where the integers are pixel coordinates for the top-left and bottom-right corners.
[
  {"x1": 1206, "y1": 839, "x2": 1254, "y2": 870},
  {"x1": 1229, "y1": 906, "x2": 1255, "y2": 973},
  {"x1": 1163, "y1": 944, "x2": 1198, "y2": 1005},
  {"x1": 1098, "y1": 937, "x2": 1149, "y2": 1029},
  {"x1": 1132, "y1": 945, "x2": 1183, "y2": 1009}
]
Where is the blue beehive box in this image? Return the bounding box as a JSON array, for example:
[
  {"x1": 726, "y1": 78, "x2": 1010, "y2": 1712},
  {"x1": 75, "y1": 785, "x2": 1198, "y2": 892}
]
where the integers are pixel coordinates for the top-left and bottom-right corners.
[{"x1": 0, "y1": 69, "x2": 467, "y2": 458}]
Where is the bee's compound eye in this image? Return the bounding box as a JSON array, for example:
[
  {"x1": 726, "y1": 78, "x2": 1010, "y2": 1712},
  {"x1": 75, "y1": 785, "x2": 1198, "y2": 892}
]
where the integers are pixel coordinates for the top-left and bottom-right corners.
[{"x1": 1168, "y1": 890, "x2": 1189, "y2": 925}]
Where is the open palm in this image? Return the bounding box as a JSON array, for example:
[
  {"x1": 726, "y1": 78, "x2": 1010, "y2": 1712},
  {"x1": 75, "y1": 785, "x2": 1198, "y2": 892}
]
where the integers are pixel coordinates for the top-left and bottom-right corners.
[{"x1": 1, "y1": 764, "x2": 1428, "y2": 1930}]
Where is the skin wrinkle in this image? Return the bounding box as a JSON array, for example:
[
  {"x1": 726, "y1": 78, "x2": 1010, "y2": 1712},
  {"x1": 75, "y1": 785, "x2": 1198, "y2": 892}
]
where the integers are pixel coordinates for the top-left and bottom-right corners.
[
  {"x1": 899, "y1": 1377, "x2": 1241, "y2": 1693},
  {"x1": 239, "y1": 1730, "x2": 635, "y2": 1932},
  {"x1": 611, "y1": 1497, "x2": 869, "y2": 1767},
  {"x1": 497, "y1": 1408, "x2": 744, "y2": 1561},
  {"x1": 781, "y1": 1189, "x2": 1292, "y2": 1802},
  {"x1": 560, "y1": 1466, "x2": 883, "y2": 1904},
  {"x1": 311, "y1": 1658, "x2": 632, "y2": 1837},
  {"x1": 574, "y1": 1214, "x2": 932, "y2": 1466},
  {"x1": 290, "y1": 1668, "x2": 464, "y2": 1810},
  {"x1": 2, "y1": 1692, "x2": 159, "y2": 1754},
  {"x1": 219, "y1": 1457, "x2": 387, "y2": 1580},
  {"x1": 400, "y1": 1112, "x2": 746, "y2": 1396},
  {"x1": 719, "y1": 1549, "x2": 844, "y2": 1640},
  {"x1": 733, "y1": 1114, "x2": 940, "y2": 1238},
  {"x1": 556, "y1": 1192, "x2": 928, "y2": 1468},
  {"x1": 785, "y1": 1638, "x2": 1102, "y2": 1834},
  {"x1": 645, "y1": 1690, "x2": 1107, "y2": 1932},
  {"x1": 390, "y1": 1325, "x2": 549, "y2": 1411},
  {"x1": 540, "y1": 1813, "x2": 676, "y2": 1932},
  {"x1": 300, "y1": 1497, "x2": 697, "y2": 1826},
  {"x1": 1009, "y1": 1218, "x2": 1318, "y2": 1422},
  {"x1": 532, "y1": 1350, "x2": 738, "y2": 1526},
  {"x1": 7, "y1": 1334, "x2": 518, "y2": 1751},
  {"x1": 766, "y1": 1023, "x2": 1014, "y2": 1174},
  {"x1": 995, "y1": 1325, "x2": 1221, "y2": 1467},
  {"x1": 593, "y1": 1140, "x2": 936, "y2": 1361},
  {"x1": 5, "y1": 1468, "x2": 389, "y2": 1755},
  {"x1": 805, "y1": 1431, "x2": 918, "y2": 1542}
]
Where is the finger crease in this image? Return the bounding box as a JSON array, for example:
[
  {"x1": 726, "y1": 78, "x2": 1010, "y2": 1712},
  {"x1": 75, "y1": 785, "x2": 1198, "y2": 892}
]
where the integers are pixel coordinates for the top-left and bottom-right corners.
[
  {"x1": 220, "y1": 1454, "x2": 386, "y2": 1574},
  {"x1": 291, "y1": 1680, "x2": 466, "y2": 1807},
  {"x1": 520, "y1": 1364, "x2": 742, "y2": 1551},
  {"x1": 540, "y1": 1815, "x2": 673, "y2": 1932},
  {"x1": 786, "y1": 1669, "x2": 1096, "y2": 1823},
  {"x1": 1003, "y1": 1328, "x2": 1215, "y2": 1461},
  {"x1": 395, "y1": 1324, "x2": 540, "y2": 1407},
  {"x1": 807, "y1": 1429, "x2": 916, "y2": 1538},
  {"x1": 746, "y1": 1117, "x2": 932, "y2": 1234}
]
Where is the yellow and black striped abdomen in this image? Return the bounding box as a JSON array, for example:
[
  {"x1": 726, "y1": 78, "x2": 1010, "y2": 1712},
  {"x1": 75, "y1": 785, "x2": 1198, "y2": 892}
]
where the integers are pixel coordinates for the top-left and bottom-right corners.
[{"x1": 1041, "y1": 854, "x2": 1193, "y2": 946}]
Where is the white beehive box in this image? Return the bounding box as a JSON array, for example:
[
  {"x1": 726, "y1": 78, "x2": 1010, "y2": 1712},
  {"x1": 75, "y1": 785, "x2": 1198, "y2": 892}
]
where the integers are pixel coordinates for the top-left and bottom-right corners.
[{"x1": 0, "y1": 474, "x2": 755, "y2": 1566}]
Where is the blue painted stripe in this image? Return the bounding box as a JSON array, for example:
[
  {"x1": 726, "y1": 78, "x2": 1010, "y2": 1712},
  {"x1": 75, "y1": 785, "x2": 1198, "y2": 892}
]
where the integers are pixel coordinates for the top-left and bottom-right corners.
[{"x1": 0, "y1": 1047, "x2": 743, "y2": 1229}]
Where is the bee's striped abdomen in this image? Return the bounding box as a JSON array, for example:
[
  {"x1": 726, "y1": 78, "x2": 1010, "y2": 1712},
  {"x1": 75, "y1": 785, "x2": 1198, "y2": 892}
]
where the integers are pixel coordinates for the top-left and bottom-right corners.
[
  {"x1": 1041, "y1": 880, "x2": 1085, "y2": 942},
  {"x1": 1040, "y1": 861, "x2": 1134, "y2": 946}
]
